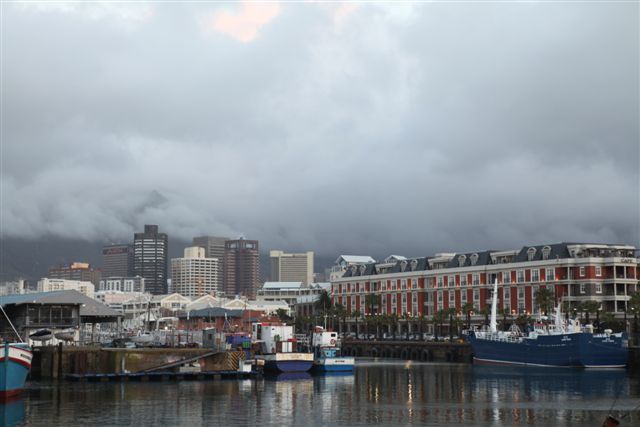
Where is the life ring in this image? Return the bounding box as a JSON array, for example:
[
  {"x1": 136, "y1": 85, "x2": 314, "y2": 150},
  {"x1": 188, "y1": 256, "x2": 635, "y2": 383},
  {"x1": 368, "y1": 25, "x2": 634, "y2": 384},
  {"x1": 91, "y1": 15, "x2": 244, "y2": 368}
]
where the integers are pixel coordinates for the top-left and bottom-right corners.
[{"x1": 330, "y1": 339, "x2": 336, "y2": 346}]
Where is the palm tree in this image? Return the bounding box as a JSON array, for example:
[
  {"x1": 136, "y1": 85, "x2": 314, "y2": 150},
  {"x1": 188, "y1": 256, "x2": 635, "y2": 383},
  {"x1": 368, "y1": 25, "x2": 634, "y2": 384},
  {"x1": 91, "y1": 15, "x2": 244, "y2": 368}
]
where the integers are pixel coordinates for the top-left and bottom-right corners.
[
  {"x1": 417, "y1": 315, "x2": 428, "y2": 339},
  {"x1": 446, "y1": 308, "x2": 457, "y2": 340},
  {"x1": 352, "y1": 310, "x2": 362, "y2": 339},
  {"x1": 401, "y1": 312, "x2": 412, "y2": 340},
  {"x1": 364, "y1": 293, "x2": 381, "y2": 315},
  {"x1": 388, "y1": 313, "x2": 399, "y2": 340},
  {"x1": 515, "y1": 314, "x2": 532, "y2": 331},
  {"x1": 315, "y1": 290, "x2": 333, "y2": 327},
  {"x1": 480, "y1": 306, "x2": 491, "y2": 327},
  {"x1": 333, "y1": 304, "x2": 347, "y2": 336},
  {"x1": 534, "y1": 287, "x2": 554, "y2": 315},
  {"x1": 431, "y1": 310, "x2": 445, "y2": 341},
  {"x1": 498, "y1": 307, "x2": 512, "y2": 332},
  {"x1": 461, "y1": 302, "x2": 475, "y2": 330},
  {"x1": 275, "y1": 308, "x2": 292, "y2": 323},
  {"x1": 581, "y1": 300, "x2": 601, "y2": 325}
]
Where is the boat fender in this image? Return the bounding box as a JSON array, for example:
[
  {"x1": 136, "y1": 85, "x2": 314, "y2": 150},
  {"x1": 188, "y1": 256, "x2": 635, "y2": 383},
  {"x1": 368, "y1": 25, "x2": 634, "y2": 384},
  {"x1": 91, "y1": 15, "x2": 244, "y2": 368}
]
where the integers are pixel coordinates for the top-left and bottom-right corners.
[{"x1": 330, "y1": 339, "x2": 336, "y2": 346}]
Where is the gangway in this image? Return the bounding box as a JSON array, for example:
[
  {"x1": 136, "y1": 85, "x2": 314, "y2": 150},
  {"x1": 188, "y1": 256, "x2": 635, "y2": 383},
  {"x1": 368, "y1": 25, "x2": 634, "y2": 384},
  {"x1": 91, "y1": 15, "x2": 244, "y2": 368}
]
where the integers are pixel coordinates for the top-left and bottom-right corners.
[{"x1": 137, "y1": 350, "x2": 220, "y2": 373}]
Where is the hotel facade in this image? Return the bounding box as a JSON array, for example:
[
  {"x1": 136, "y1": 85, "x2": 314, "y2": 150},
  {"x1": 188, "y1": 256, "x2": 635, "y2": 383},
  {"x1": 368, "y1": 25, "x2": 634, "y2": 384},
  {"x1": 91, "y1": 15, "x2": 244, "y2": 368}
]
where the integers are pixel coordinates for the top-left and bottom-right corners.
[{"x1": 330, "y1": 243, "x2": 638, "y2": 319}]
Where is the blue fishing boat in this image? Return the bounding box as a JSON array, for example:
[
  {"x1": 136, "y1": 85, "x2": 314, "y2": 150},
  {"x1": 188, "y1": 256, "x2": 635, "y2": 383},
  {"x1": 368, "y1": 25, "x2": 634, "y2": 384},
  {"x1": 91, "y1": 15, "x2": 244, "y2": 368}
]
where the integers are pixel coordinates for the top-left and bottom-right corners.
[
  {"x1": 467, "y1": 280, "x2": 628, "y2": 368},
  {"x1": 0, "y1": 343, "x2": 32, "y2": 399},
  {"x1": 311, "y1": 327, "x2": 354, "y2": 373}
]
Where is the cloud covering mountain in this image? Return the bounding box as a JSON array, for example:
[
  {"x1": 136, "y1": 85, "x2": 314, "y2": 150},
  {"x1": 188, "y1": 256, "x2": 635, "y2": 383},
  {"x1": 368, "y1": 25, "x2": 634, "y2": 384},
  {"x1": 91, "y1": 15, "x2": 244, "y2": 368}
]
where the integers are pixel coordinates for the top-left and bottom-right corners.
[{"x1": 1, "y1": 1, "x2": 638, "y2": 261}]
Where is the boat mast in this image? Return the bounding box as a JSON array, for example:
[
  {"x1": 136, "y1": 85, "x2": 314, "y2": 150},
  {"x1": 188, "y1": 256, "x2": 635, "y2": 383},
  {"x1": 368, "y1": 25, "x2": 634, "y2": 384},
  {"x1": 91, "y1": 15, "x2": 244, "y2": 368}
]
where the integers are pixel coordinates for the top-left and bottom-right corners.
[
  {"x1": 490, "y1": 278, "x2": 498, "y2": 333},
  {"x1": 0, "y1": 302, "x2": 23, "y2": 342}
]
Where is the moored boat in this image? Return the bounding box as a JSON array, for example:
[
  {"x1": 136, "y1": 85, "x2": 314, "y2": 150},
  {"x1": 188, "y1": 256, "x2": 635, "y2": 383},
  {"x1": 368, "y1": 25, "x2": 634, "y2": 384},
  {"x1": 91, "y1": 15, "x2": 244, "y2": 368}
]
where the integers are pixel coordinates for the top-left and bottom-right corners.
[
  {"x1": 311, "y1": 327, "x2": 354, "y2": 373},
  {"x1": 0, "y1": 303, "x2": 32, "y2": 399},
  {"x1": 467, "y1": 280, "x2": 628, "y2": 368},
  {"x1": 252, "y1": 323, "x2": 313, "y2": 373},
  {"x1": 29, "y1": 329, "x2": 52, "y2": 342},
  {"x1": 0, "y1": 343, "x2": 32, "y2": 399}
]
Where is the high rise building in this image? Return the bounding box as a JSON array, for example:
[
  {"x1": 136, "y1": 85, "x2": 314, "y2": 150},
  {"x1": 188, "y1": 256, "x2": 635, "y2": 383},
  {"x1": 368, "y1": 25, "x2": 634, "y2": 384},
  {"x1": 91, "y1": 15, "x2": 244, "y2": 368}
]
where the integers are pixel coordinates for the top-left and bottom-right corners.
[
  {"x1": 270, "y1": 250, "x2": 314, "y2": 285},
  {"x1": 48, "y1": 262, "x2": 102, "y2": 286},
  {"x1": 171, "y1": 246, "x2": 221, "y2": 297},
  {"x1": 133, "y1": 224, "x2": 168, "y2": 295},
  {"x1": 192, "y1": 235, "x2": 228, "y2": 288},
  {"x1": 224, "y1": 238, "x2": 259, "y2": 297},
  {"x1": 102, "y1": 244, "x2": 133, "y2": 278}
]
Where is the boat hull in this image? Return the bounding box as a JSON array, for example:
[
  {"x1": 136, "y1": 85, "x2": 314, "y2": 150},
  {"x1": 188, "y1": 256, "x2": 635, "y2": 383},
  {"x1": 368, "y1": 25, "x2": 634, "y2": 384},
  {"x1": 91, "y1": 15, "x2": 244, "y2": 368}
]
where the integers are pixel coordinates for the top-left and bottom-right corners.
[
  {"x1": 468, "y1": 332, "x2": 627, "y2": 368},
  {"x1": 0, "y1": 343, "x2": 32, "y2": 399},
  {"x1": 312, "y1": 357, "x2": 355, "y2": 372},
  {"x1": 259, "y1": 353, "x2": 314, "y2": 373}
]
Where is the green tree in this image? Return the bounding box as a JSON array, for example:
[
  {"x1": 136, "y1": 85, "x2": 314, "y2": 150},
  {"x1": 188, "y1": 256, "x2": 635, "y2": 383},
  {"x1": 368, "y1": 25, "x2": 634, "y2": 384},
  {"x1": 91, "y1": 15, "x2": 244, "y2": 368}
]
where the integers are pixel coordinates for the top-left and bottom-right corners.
[
  {"x1": 364, "y1": 293, "x2": 381, "y2": 315},
  {"x1": 515, "y1": 314, "x2": 532, "y2": 331},
  {"x1": 432, "y1": 310, "x2": 446, "y2": 341},
  {"x1": 480, "y1": 306, "x2": 491, "y2": 327},
  {"x1": 581, "y1": 300, "x2": 601, "y2": 325},
  {"x1": 352, "y1": 310, "x2": 362, "y2": 339},
  {"x1": 275, "y1": 308, "x2": 292, "y2": 323},
  {"x1": 388, "y1": 313, "x2": 399, "y2": 340},
  {"x1": 498, "y1": 307, "x2": 512, "y2": 332},
  {"x1": 333, "y1": 304, "x2": 347, "y2": 336},
  {"x1": 629, "y1": 292, "x2": 640, "y2": 344},
  {"x1": 316, "y1": 290, "x2": 333, "y2": 316},
  {"x1": 461, "y1": 302, "x2": 475, "y2": 330},
  {"x1": 534, "y1": 287, "x2": 554, "y2": 315},
  {"x1": 417, "y1": 315, "x2": 428, "y2": 339},
  {"x1": 446, "y1": 308, "x2": 458, "y2": 340}
]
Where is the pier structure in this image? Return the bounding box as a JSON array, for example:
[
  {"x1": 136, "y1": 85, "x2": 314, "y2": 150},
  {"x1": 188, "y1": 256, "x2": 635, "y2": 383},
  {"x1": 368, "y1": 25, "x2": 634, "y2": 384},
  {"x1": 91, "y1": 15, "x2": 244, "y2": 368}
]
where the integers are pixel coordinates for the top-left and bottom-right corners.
[{"x1": 341, "y1": 340, "x2": 471, "y2": 363}]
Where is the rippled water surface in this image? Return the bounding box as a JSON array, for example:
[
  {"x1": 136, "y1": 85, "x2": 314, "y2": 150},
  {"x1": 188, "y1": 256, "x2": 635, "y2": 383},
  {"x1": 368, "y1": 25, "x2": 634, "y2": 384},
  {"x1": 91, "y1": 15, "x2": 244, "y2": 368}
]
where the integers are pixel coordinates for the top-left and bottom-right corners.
[{"x1": 4, "y1": 360, "x2": 640, "y2": 426}]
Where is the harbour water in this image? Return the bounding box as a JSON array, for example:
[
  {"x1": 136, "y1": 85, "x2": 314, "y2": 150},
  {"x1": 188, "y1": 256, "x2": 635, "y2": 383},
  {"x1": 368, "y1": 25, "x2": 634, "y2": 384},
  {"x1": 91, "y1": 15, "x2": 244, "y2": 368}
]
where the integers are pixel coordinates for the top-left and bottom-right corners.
[{"x1": 6, "y1": 360, "x2": 640, "y2": 426}]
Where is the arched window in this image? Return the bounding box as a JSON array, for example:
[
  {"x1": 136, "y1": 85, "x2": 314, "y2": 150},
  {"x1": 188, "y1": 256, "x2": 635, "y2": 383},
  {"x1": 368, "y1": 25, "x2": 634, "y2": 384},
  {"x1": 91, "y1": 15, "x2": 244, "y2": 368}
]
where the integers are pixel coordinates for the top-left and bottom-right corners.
[
  {"x1": 527, "y1": 247, "x2": 537, "y2": 261},
  {"x1": 542, "y1": 246, "x2": 551, "y2": 260}
]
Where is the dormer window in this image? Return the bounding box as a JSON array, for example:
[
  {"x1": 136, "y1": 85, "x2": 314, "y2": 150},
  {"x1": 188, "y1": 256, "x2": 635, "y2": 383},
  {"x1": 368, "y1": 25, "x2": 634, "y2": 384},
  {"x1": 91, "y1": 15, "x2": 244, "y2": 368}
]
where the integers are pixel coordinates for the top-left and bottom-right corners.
[
  {"x1": 400, "y1": 260, "x2": 408, "y2": 272},
  {"x1": 527, "y1": 247, "x2": 536, "y2": 261},
  {"x1": 470, "y1": 253, "x2": 478, "y2": 266},
  {"x1": 359, "y1": 265, "x2": 366, "y2": 275},
  {"x1": 410, "y1": 259, "x2": 418, "y2": 271},
  {"x1": 458, "y1": 255, "x2": 466, "y2": 267},
  {"x1": 542, "y1": 246, "x2": 551, "y2": 260}
]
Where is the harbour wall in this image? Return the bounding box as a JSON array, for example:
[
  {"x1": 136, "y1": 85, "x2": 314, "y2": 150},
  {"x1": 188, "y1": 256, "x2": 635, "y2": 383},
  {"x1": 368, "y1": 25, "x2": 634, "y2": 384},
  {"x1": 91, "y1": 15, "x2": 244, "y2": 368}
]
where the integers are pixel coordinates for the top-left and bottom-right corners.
[
  {"x1": 31, "y1": 345, "x2": 244, "y2": 379},
  {"x1": 341, "y1": 340, "x2": 473, "y2": 363}
]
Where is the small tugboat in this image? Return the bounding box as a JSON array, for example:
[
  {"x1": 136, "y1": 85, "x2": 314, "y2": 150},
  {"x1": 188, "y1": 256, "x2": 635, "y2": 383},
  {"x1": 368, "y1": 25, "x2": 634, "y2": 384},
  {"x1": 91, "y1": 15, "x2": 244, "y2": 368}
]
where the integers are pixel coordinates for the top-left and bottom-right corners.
[
  {"x1": 311, "y1": 326, "x2": 354, "y2": 373},
  {"x1": 252, "y1": 322, "x2": 313, "y2": 373},
  {"x1": 0, "y1": 305, "x2": 32, "y2": 399}
]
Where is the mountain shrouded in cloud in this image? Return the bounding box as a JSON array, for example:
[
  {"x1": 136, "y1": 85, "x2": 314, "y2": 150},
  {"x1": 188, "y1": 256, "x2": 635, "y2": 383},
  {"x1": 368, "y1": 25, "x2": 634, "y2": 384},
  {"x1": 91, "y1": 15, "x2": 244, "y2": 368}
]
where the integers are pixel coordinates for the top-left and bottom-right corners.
[{"x1": 1, "y1": 2, "x2": 638, "y2": 263}]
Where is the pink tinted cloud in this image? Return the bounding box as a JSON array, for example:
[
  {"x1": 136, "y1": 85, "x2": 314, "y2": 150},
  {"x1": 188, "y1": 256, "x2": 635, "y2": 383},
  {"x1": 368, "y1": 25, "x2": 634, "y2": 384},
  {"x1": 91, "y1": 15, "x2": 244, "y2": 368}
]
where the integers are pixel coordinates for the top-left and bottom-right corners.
[{"x1": 209, "y1": 1, "x2": 281, "y2": 43}]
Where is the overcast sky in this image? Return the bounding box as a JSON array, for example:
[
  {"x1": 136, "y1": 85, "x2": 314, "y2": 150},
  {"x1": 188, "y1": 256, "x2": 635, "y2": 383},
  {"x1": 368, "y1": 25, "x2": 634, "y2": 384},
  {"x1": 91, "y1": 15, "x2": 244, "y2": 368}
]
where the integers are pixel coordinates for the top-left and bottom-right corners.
[{"x1": 1, "y1": 1, "x2": 638, "y2": 259}]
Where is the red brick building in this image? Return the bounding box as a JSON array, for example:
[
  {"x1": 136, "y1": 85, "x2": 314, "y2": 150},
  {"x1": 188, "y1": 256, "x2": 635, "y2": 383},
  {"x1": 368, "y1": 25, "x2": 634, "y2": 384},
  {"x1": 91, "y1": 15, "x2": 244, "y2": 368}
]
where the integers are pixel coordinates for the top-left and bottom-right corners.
[{"x1": 331, "y1": 243, "x2": 638, "y2": 320}]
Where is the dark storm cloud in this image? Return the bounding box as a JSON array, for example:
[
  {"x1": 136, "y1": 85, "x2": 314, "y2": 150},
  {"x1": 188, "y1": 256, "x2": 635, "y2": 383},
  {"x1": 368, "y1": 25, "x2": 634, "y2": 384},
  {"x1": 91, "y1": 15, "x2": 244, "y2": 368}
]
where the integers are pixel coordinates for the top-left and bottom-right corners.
[{"x1": 1, "y1": 2, "x2": 638, "y2": 260}]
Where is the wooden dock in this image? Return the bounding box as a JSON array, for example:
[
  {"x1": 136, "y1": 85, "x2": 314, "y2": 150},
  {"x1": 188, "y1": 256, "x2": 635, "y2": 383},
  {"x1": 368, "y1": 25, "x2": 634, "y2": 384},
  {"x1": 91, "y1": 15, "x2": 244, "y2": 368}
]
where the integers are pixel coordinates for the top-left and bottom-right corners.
[{"x1": 65, "y1": 370, "x2": 257, "y2": 382}]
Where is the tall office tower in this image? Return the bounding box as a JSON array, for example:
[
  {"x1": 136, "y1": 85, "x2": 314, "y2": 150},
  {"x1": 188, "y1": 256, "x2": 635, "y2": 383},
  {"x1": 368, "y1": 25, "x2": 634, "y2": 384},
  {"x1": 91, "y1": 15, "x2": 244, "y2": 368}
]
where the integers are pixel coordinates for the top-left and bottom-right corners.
[
  {"x1": 48, "y1": 262, "x2": 102, "y2": 286},
  {"x1": 224, "y1": 238, "x2": 259, "y2": 297},
  {"x1": 192, "y1": 236, "x2": 228, "y2": 288},
  {"x1": 270, "y1": 250, "x2": 314, "y2": 285},
  {"x1": 133, "y1": 224, "x2": 168, "y2": 295},
  {"x1": 102, "y1": 244, "x2": 133, "y2": 278},
  {"x1": 171, "y1": 247, "x2": 220, "y2": 297}
]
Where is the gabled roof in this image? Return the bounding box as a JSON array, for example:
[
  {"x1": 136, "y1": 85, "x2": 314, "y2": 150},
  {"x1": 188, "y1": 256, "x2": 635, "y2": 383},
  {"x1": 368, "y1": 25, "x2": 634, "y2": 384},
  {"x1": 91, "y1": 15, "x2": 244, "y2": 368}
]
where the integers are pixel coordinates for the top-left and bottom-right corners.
[
  {"x1": 514, "y1": 243, "x2": 571, "y2": 262},
  {"x1": 446, "y1": 251, "x2": 493, "y2": 268},
  {"x1": 0, "y1": 290, "x2": 121, "y2": 318}
]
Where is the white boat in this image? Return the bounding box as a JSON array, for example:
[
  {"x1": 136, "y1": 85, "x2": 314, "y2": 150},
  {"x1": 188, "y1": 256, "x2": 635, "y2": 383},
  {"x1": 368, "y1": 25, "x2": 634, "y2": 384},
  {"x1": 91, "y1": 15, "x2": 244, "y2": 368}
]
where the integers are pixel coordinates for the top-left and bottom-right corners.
[
  {"x1": 29, "y1": 329, "x2": 53, "y2": 342},
  {"x1": 131, "y1": 331, "x2": 154, "y2": 346},
  {"x1": 54, "y1": 329, "x2": 76, "y2": 342},
  {"x1": 311, "y1": 326, "x2": 354, "y2": 372}
]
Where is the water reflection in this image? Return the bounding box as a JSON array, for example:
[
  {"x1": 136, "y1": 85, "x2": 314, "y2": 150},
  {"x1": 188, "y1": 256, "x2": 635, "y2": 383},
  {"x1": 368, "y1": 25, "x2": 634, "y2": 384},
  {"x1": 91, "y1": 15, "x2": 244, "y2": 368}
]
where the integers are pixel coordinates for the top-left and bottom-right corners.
[
  {"x1": 0, "y1": 398, "x2": 25, "y2": 427},
  {"x1": 19, "y1": 362, "x2": 640, "y2": 426}
]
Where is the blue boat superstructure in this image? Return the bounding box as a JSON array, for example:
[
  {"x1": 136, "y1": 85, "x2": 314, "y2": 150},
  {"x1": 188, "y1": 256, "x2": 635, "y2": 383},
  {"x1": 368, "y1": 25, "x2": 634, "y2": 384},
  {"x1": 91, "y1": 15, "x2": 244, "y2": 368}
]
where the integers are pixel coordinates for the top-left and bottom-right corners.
[
  {"x1": 311, "y1": 327, "x2": 354, "y2": 373},
  {"x1": 467, "y1": 279, "x2": 628, "y2": 368},
  {"x1": 0, "y1": 343, "x2": 32, "y2": 399}
]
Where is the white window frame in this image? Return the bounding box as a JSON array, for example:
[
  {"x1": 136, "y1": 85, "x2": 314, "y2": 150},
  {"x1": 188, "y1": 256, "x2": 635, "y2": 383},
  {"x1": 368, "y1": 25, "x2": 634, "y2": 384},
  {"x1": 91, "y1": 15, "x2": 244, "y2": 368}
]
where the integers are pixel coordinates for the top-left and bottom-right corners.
[
  {"x1": 595, "y1": 283, "x2": 602, "y2": 294},
  {"x1": 503, "y1": 271, "x2": 511, "y2": 284},
  {"x1": 545, "y1": 268, "x2": 555, "y2": 281},
  {"x1": 580, "y1": 283, "x2": 586, "y2": 294},
  {"x1": 595, "y1": 266, "x2": 602, "y2": 277},
  {"x1": 473, "y1": 274, "x2": 480, "y2": 286},
  {"x1": 517, "y1": 270, "x2": 525, "y2": 283},
  {"x1": 579, "y1": 266, "x2": 586, "y2": 277},
  {"x1": 448, "y1": 275, "x2": 454, "y2": 288}
]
